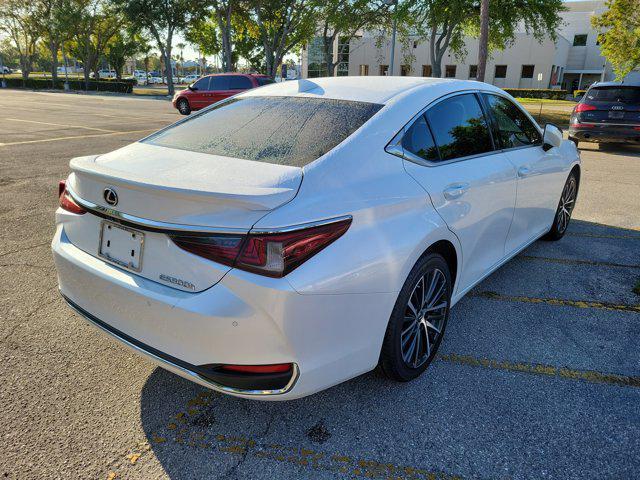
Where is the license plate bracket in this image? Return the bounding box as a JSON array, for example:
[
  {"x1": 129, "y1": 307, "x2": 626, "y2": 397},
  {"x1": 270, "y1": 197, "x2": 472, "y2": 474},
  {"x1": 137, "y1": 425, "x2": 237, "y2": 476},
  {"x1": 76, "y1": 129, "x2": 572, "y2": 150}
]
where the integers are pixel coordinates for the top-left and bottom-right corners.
[{"x1": 98, "y1": 221, "x2": 144, "y2": 272}]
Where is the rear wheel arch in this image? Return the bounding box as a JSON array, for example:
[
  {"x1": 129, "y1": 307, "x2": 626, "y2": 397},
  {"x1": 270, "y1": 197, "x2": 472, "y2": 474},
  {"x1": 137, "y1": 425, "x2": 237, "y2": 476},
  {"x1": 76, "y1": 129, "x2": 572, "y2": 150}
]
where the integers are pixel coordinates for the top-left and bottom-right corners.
[{"x1": 420, "y1": 239, "x2": 458, "y2": 293}]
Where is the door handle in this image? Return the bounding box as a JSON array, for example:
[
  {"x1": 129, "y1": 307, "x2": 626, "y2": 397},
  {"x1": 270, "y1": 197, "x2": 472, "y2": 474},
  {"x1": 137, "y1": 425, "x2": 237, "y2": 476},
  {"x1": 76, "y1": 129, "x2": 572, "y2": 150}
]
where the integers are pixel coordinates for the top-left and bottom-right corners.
[
  {"x1": 518, "y1": 166, "x2": 532, "y2": 178},
  {"x1": 443, "y1": 183, "x2": 470, "y2": 200}
]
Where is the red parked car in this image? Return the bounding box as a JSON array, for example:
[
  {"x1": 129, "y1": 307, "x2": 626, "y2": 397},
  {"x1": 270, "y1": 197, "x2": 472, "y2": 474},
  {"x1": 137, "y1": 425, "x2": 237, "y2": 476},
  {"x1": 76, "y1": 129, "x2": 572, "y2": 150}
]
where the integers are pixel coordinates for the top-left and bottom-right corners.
[{"x1": 172, "y1": 73, "x2": 275, "y2": 115}]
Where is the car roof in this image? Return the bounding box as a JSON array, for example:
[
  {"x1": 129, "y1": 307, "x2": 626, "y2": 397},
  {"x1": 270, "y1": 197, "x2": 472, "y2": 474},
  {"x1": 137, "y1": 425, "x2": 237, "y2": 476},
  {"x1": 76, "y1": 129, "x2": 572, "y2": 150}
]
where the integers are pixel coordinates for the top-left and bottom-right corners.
[
  {"x1": 238, "y1": 76, "x2": 501, "y2": 105},
  {"x1": 589, "y1": 80, "x2": 640, "y2": 88}
]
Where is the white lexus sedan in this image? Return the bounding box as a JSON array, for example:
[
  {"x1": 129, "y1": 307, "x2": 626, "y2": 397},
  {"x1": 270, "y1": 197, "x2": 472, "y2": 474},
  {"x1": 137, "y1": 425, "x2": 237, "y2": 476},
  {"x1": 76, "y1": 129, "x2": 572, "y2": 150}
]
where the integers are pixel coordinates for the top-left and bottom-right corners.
[{"x1": 52, "y1": 77, "x2": 580, "y2": 400}]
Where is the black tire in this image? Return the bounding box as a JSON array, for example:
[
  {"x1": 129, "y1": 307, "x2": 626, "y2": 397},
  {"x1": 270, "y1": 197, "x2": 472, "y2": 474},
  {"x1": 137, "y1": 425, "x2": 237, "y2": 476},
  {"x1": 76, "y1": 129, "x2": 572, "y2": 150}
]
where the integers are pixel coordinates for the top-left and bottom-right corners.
[
  {"x1": 380, "y1": 253, "x2": 452, "y2": 382},
  {"x1": 177, "y1": 98, "x2": 191, "y2": 115},
  {"x1": 543, "y1": 171, "x2": 578, "y2": 241}
]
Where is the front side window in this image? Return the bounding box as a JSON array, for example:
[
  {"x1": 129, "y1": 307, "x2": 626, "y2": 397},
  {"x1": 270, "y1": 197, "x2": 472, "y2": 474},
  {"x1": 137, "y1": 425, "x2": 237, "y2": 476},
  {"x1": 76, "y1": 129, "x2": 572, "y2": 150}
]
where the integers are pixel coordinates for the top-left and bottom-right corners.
[
  {"x1": 425, "y1": 94, "x2": 494, "y2": 161},
  {"x1": 402, "y1": 115, "x2": 439, "y2": 162},
  {"x1": 484, "y1": 94, "x2": 542, "y2": 148},
  {"x1": 192, "y1": 77, "x2": 210, "y2": 90},
  {"x1": 145, "y1": 96, "x2": 383, "y2": 167},
  {"x1": 256, "y1": 77, "x2": 275, "y2": 86}
]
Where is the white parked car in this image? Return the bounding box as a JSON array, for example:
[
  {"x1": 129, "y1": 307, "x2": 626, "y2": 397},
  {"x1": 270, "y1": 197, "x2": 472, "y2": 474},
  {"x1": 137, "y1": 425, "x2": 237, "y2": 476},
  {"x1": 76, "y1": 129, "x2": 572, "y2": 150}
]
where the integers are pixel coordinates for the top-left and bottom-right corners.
[
  {"x1": 182, "y1": 74, "x2": 200, "y2": 84},
  {"x1": 53, "y1": 77, "x2": 580, "y2": 400}
]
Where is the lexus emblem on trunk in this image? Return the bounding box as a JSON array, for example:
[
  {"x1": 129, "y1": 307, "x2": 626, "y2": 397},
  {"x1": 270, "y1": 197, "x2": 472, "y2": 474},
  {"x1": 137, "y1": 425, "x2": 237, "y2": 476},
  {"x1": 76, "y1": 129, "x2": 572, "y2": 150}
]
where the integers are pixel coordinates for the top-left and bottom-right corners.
[{"x1": 103, "y1": 187, "x2": 118, "y2": 206}]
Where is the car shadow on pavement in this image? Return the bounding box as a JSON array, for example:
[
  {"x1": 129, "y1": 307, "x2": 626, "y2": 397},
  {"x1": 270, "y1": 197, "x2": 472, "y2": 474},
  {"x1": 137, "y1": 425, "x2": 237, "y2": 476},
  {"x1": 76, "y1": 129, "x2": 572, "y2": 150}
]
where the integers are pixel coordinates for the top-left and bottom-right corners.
[
  {"x1": 137, "y1": 219, "x2": 640, "y2": 480},
  {"x1": 579, "y1": 143, "x2": 640, "y2": 157}
]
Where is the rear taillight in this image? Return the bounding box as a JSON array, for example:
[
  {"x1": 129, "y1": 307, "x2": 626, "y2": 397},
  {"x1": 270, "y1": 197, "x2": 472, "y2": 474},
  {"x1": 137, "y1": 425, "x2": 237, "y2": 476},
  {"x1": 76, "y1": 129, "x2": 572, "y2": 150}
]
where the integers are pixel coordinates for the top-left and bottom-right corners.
[
  {"x1": 58, "y1": 180, "x2": 86, "y2": 215},
  {"x1": 575, "y1": 103, "x2": 597, "y2": 113},
  {"x1": 171, "y1": 217, "x2": 351, "y2": 277}
]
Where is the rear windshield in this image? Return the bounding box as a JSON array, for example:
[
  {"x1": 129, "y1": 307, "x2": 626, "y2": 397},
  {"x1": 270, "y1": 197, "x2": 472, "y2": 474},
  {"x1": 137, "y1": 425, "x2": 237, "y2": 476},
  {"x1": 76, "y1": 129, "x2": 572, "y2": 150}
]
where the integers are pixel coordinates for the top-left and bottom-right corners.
[
  {"x1": 586, "y1": 86, "x2": 640, "y2": 104},
  {"x1": 145, "y1": 96, "x2": 382, "y2": 166}
]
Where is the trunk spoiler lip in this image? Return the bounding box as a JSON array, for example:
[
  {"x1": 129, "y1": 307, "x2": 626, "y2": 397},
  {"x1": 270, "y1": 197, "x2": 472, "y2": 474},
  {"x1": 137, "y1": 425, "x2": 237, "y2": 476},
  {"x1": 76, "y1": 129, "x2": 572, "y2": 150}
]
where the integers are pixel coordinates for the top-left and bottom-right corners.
[
  {"x1": 66, "y1": 184, "x2": 249, "y2": 235},
  {"x1": 66, "y1": 184, "x2": 353, "y2": 237}
]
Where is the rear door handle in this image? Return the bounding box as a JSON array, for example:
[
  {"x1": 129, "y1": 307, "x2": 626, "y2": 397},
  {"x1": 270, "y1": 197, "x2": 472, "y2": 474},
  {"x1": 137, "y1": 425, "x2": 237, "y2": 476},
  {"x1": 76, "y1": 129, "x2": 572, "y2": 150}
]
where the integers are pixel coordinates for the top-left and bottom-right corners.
[
  {"x1": 443, "y1": 182, "x2": 470, "y2": 200},
  {"x1": 518, "y1": 166, "x2": 532, "y2": 178}
]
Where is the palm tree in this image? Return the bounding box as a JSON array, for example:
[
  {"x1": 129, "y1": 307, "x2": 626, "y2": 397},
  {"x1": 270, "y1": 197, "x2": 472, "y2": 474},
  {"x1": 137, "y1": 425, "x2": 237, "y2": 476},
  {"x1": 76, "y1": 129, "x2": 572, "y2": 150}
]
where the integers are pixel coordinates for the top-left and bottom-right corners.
[{"x1": 176, "y1": 42, "x2": 186, "y2": 77}]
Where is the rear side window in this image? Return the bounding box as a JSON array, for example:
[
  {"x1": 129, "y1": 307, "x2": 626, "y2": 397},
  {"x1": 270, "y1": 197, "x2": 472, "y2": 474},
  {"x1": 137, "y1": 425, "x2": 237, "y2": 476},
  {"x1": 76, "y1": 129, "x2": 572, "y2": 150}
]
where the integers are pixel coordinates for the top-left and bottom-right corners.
[
  {"x1": 586, "y1": 87, "x2": 640, "y2": 104},
  {"x1": 192, "y1": 77, "x2": 210, "y2": 90},
  {"x1": 257, "y1": 77, "x2": 275, "y2": 86},
  {"x1": 228, "y1": 75, "x2": 253, "y2": 89},
  {"x1": 425, "y1": 94, "x2": 494, "y2": 161},
  {"x1": 402, "y1": 115, "x2": 439, "y2": 162},
  {"x1": 145, "y1": 96, "x2": 382, "y2": 167},
  {"x1": 484, "y1": 94, "x2": 541, "y2": 148},
  {"x1": 210, "y1": 76, "x2": 230, "y2": 90}
]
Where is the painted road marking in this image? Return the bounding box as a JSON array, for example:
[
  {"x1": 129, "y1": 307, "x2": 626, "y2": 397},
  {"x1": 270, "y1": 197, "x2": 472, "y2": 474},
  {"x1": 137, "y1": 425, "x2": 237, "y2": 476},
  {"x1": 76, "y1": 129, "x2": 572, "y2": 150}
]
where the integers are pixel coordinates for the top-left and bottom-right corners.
[
  {"x1": 109, "y1": 390, "x2": 464, "y2": 480},
  {"x1": 0, "y1": 128, "x2": 156, "y2": 147},
  {"x1": 567, "y1": 232, "x2": 640, "y2": 240},
  {"x1": 4, "y1": 117, "x2": 116, "y2": 132},
  {"x1": 474, "y1": 290, "x2": 640, "y2": 314},
  {"x1": 438, "y1": 354, "x2": 640, "y2": 388},
  {"x1": 520, "y1": 255, "x2": 640, "y2": 269}
]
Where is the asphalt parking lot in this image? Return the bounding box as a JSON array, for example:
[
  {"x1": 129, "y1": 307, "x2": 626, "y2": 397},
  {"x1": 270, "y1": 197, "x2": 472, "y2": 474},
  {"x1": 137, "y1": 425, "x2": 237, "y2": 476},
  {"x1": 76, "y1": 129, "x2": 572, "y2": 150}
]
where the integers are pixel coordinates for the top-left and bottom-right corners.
[{"x1": 1, "y1": 89, "x2": 639, "y2": 480}]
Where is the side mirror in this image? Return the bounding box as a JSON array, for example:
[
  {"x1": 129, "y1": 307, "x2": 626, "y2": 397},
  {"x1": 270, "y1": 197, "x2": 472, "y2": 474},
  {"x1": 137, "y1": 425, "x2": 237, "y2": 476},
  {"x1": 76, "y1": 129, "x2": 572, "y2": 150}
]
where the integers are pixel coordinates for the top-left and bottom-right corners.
[
  {"x1": 543, "y1": 123, "x2": 563, "y2": 151},
  {"x1": 188, "y1": 84, "x2": 197, "y2": 91}
]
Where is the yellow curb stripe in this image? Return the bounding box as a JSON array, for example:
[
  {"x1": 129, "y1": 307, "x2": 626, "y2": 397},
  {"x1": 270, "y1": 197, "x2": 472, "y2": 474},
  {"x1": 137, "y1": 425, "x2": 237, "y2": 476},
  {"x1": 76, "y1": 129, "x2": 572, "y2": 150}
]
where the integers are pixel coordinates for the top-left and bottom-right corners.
[
  {"x1": 438, "y1": 353, "x2": 640, "y2": 388},
  {"x1": 520, "y1": 255, "x2": 640, "y2": 269},
  {"x1": 0, "y1": 128, "x2": 156, "y2": 147},
  {"x1": 474, "y1": 291, "x2": 640, "y2": 314}
]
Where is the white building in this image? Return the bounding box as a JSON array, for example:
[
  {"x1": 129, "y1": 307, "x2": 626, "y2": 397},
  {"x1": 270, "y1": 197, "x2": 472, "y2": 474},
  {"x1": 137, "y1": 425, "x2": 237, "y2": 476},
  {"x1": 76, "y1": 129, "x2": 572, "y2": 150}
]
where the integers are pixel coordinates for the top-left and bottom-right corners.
[{"x1": 301, "y1": 0, "x2": 626, "y2": 92}]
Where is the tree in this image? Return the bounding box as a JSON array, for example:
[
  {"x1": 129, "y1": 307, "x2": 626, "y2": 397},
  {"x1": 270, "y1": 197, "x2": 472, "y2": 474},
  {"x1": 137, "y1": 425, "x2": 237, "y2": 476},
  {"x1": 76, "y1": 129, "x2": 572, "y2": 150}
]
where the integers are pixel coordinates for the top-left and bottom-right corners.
[
  {"x1": 176, "y1": 41, "x2": 185, "y2": 76},
  {"x1": 113, "y1": 0, "x2": 208, "y2": 95},
  {"x1": 592, "y1": 0, "x2": 640, "y2": 80},
  {"x1": 476, "y1": 0, "x2": 489, "y2": 81},
  {"x1": 68, "y1": 0, "x2": 122, "y2": 88},
  {"x1": 106, "y1": 29, "x2": 141, "y2": 80},
  {"x1": 186, "y1": 0, "x2": 237, "y2": 72},
  {"x1": 33, "y1": 0, "x2": 76, "y2": 81},
  {"x1": 411, "y1": 0, "x2": 565, "y2": 78},
  {"x1": 249, "y1": 0, "x2": 316, "y2": 77},
  {"x1": 0, "y1": 0, "x2": 40, "y2": 81},
  {"x1": 315, "y1": 0, "x2": 390, "y2": 77}
]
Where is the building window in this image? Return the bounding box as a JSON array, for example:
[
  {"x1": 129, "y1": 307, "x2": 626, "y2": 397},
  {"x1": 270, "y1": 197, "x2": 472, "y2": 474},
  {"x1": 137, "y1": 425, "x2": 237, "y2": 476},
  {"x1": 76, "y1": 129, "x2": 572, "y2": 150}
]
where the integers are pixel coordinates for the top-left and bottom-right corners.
[
  {"x1": 494, "y1": 65, "x2": 507, "y2": 78},
  {"x1": 379, "y1": 65, "x2": 388, "y2": 76},
  {"x1": 359, "y1": 64, "x2": 369, "y2": 76},
  {"x1": 573, "y1": 34, "x2": 587, "y2": 46},
  {"x1": 307, "y1": 37, "x2": 328, "y2": 78},
  {"x1": 469, "y1": 65, "x2": 477, "y2": 78},
  {"x1": 336, "y1": 37, "x2": 350, "y2": 76},
  {"x1": 445, "y1": 65, "x2": 456, "y2": 78},
  {"x1": 521, "y1": 65, "x2": 534, "y2": 79},
  {"x1": 401, "y1": 65, "x2": 411, "y2": 76},
  {"x1": 422, "y1": 65, "x2": 432, "y2": 77}
]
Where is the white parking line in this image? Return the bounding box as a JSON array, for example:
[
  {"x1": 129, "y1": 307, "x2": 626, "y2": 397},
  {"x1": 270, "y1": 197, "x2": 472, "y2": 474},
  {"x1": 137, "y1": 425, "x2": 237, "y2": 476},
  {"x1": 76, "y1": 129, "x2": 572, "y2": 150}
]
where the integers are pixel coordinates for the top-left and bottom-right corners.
[
  {"x1": 4, "y1": 117, "x2": 116, "y2": 133},
  {"x1": 0, "y1": 128, "x2": 156, "y2": 147}
]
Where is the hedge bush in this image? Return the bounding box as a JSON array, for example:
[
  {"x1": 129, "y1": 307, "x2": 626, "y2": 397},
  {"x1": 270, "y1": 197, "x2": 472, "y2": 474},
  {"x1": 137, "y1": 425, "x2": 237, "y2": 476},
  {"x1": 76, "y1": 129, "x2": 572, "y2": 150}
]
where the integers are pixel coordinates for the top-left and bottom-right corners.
[
  {"x1": 573, "y1": 89, "x2": 587, "y2": 98},
  {"x1": 503, "y1": 88, "x2": 568, "y2": 100},
  {"x1": 3, "y1": 77, "x2": 134, "y2": 93}
]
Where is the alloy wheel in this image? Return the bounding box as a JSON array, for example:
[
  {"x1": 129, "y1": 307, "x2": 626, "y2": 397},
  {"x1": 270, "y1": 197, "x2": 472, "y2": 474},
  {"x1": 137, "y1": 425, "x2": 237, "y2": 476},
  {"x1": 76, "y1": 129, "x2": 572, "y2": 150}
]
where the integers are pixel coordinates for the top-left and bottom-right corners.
[
  {"x1": 556, "y1": 176, "x2": 577, "y2": 235},
  {"x1": 401, "y1": 268, "x2": 448, "y2": 368}
]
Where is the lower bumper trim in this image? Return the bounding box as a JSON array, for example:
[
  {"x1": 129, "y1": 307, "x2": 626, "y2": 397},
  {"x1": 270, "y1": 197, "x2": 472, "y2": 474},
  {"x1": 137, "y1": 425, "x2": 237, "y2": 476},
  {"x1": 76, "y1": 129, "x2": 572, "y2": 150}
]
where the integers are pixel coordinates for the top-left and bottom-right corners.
[{"x1": 61, "y1": 293, "x2": 299, "y2": 396}]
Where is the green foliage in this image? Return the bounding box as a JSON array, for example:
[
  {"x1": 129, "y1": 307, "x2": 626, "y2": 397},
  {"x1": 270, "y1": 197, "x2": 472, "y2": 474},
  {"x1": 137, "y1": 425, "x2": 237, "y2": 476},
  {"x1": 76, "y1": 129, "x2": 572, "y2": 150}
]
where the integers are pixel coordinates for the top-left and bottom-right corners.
[
  {"x1": 107, "y1": 30, "x2": 143, "y2": 80},
  {"x1": 504, "y1": 88, "x2": 567, "y2": 100},
  {"x1": 3, "y1": 76, "x2": 134, "y2": 92},
  {"x1": 592, "y1": 0, "x2": 640, "y2": 80}
]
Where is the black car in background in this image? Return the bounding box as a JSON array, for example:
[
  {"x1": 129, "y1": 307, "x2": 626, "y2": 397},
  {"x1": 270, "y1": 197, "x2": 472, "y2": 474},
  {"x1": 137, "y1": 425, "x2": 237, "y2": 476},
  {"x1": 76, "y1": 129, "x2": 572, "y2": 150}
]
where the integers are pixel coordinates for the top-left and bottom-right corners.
[{"x1": 569, "y1": 81, "x2": 640, "y2": 147}]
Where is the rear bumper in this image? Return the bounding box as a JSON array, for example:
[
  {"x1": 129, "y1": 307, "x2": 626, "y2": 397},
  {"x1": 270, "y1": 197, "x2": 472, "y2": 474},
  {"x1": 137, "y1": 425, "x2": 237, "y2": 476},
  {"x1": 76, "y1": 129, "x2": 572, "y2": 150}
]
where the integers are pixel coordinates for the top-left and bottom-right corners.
[
  {"x1": 569, "y1": 124, "x2": 640, "y2": 144},
  {"x1": 52, "y1": 225, "x2": 395, "y2": 400}
]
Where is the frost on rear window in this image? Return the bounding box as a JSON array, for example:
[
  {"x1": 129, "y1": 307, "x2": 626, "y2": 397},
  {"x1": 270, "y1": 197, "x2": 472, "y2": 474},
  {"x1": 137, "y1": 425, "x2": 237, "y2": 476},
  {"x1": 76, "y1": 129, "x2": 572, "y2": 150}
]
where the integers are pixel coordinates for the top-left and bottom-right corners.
[{"x1": 145, "y1": 96, "x2": 383, "y2": 167}]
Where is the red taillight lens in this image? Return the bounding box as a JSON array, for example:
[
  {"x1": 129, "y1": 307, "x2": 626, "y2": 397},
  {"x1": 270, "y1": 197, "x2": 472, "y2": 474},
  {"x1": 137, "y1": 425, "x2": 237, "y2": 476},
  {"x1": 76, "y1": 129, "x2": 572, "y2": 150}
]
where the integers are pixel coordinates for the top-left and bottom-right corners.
[
  {"x1": 236, "y1": 218, "x2": 352, "y2": 277},
  {"x1": 220, "y1": 363, "x2": 292, "y2": 374},
  {"x1": 170, "y1": 234, "x2": 245, "y2": 267},
  {"x1": 170, "y1": 217, "x2": 352, "y2": 277},
  {"x1": 58, "y1": 180, "x2": 86, "y2": 215},
  {"x1": 575, "y1": 103, "x2": 597, "y2": 113}
]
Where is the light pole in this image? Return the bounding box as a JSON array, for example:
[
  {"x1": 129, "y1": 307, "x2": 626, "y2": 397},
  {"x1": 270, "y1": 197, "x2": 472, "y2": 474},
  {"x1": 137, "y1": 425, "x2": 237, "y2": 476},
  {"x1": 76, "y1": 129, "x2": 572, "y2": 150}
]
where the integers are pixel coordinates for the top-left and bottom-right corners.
[{"x1": 385, "y1": 0, "x2": 398, "y2": 76}]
